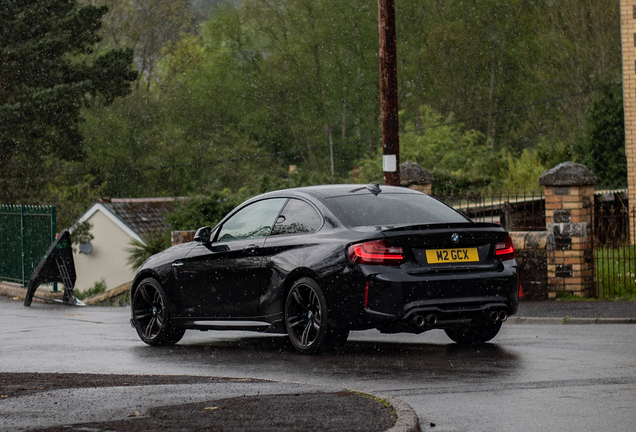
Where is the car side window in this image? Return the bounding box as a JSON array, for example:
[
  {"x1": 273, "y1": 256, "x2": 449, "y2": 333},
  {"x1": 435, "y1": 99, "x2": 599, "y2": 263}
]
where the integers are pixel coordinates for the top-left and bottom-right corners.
[
  {"x1": 217, "y1": 198, "x2": 287, "y2": 242},
  {"x1": 271, "y1": 199, "x2": 323, "y2": 236}
]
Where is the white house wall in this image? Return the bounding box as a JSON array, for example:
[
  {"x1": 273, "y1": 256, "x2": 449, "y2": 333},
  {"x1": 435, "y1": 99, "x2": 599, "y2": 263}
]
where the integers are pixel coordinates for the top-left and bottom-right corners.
[{"x1": 73, "y1": 210, "x2": 138, "y2": 292}]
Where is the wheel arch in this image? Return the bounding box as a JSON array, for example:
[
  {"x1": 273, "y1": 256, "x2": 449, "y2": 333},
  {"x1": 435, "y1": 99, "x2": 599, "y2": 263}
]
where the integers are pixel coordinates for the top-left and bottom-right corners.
[
  {"x1": 129, "y1": 272, "x2": 186, "y2": 346},
  {"x1": 130, "y1": 269, "x2": 163, "y2": 299},
  {"x1": 280, "y1": 267, "x2": 322, "y2": 298}
]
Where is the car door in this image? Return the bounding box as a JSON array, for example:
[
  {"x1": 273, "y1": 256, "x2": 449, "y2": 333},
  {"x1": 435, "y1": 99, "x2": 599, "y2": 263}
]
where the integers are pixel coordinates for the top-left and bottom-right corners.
[
  {"x1": 177, "y1": 198, "x2": 287, "y2": 318},
  {"x1": 257, "y1": 199, "x2": 328, "y2": 315}
]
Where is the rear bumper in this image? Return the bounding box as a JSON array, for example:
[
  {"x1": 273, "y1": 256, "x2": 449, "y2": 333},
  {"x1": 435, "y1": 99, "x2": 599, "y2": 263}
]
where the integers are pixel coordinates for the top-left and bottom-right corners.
[
  {"x1": 356, "y1": 260, "x2": 518, "y2": 332},
  {"x1": 364, "y1": 297, "x2": 513, "y2": 333}
]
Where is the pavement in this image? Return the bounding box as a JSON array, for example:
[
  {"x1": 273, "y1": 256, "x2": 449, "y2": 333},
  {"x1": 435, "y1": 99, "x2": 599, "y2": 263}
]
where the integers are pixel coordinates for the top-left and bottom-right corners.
[
  {"x1": 512, "y1": 299, "x2": 636, "y2": 324},
  {"x1": 1, "y1": 283, "x2": 635, "y2": 432},
  {"x1": 0, "y1": 372, "x2": 418, "y2": 432}
]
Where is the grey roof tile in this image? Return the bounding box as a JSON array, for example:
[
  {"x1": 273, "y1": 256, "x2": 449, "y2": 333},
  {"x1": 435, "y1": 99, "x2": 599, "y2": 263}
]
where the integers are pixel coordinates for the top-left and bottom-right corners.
[{"x1": 99, "y1": 198, "x2": 178, "y2": 238}]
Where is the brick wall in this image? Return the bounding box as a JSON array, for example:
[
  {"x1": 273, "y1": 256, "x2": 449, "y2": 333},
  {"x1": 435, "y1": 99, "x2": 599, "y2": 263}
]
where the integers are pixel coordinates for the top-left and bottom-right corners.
[
  {"x1": 620, "y1": 0, "x2": 636, "y2": 242},
  {"x1": 540, "y1": 162, "x2": 598, "y2": 297},
  {"x1": 510, "y1": 232, "x2": 548, "y2": 299}
]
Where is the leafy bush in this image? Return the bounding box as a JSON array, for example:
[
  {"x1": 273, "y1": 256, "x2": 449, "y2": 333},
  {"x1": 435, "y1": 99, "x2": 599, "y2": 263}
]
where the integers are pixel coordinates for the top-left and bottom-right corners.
[
  {"x1": 76, "y1": 278, "x2": 107, "y2": 300},
  {"x1": 126, "y1": 229, "x2": 171, "y2": 269},
  {"x1": 577, "y1": 85, "x2": 626, "y2": 188},
  {"x1": 352, "y1": 106, "x2": 500, "y2": 193},
  {"x1": 500, "y1": 149, "x2": 546, "y2": 193},
  {"x1": 165, "y1": 190, "x2": 241, "y2": 231}
]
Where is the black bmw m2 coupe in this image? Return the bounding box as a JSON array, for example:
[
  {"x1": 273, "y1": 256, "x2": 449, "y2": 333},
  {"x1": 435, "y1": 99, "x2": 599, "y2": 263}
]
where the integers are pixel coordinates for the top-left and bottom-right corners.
[{"x1": 130, "y1": 184, "x2": 518, "y2": 353}]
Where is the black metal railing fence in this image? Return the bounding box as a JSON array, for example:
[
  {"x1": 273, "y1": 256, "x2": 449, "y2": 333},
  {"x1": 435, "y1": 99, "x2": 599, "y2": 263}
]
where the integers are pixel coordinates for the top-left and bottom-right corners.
[
  {"x1": 431, "y1": 189, "x2": 636, "y2": 299},
  {"x1": 431, "y1": 190, "x2": 546, "y2": 232},
  {"x1": 592, "y1": 196, "x2": 636, "y2": 299}
]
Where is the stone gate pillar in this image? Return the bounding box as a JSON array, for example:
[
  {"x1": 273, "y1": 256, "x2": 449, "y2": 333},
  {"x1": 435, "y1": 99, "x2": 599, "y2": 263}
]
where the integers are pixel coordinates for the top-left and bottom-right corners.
[
  {"x1": 400, "y1": 161, "x2": 434, "y2": 194},
  {"x1": 171, "y1": 230, "x2": 195, "y2": 246},
  {"x1": 539, "y1": 162, "x2": 598, "y2": 298}
]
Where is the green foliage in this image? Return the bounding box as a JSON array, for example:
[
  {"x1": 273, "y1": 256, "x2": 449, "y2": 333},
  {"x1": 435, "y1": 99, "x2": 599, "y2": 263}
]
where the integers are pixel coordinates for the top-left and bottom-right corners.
[
  {"x1": 90, "y1": 0, "x2": 196, "y2": 87},
  {"x1": 500, "y1": 149, "x2": 547, "y2": 193},
  {"x1": 353, "y1": 106, "x2": 500, "y2": 192},
  {"x1": 91, "y1": 289, "x2": 130, "y2": 306},
  {"x1": 47, "y1": 174, "x2": 104, "y2": 248},
  {"x1": 397, "y1": 0, "x2": 621, "y2": 163},
  {"x1": 2, "y1": 0, "x2": 626, "y2": 210},
  {"x1": 126, "y1": 229, "x2": 171, "y2": 269},
  {"x1": 166, "y1": 191, "x2": 241, "y2": 231},
  {"x1": 71, "y1": 221, "x2": 95, "y2": 249},
  {"x1": 48, "y1": 174, "x2": 106, "y2": 230},
  {"x1": 534, "y1": 137, "x2": 576, "y2": 171},
  {"x1": 576, "y1": 85, "x2": 626, "y2": 188},
  {"x1": 595, "y1": 246, "x2": 636, "y2": 299},
  {"x1": 164, "y1": 167, "x2": 350, "y2": 231},
  {"x1": 78, "y1": 75, "x2": 283, "y2": 198},
  {"x1": 76, "y1": 278, "x2": 107, "y2": 300},
  {"x1": 154, "y1": 0, "x2": 382, "y2": 174},
  {"x1": 0, "y1": 0, "x2": 137, "y2": 204},
  {"x1": 397, "y1": 0, "x2": 540, "y2": 151}
]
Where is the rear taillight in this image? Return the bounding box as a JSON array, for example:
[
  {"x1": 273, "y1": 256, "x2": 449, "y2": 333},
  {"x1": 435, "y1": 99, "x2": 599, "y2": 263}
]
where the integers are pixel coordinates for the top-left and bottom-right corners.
[
  {"x1": 348, "y1": 239, "x2": 406, "y2": 266},
  {"x1": 495, "y1": 235, "x2": 515, "y2": 261}
]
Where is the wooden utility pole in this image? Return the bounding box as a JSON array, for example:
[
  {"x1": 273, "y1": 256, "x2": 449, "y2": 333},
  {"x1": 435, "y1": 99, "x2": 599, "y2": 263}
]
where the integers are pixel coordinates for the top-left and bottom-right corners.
[{"x1": 378, "y1": 0, "x2": 400, "y2": 186}]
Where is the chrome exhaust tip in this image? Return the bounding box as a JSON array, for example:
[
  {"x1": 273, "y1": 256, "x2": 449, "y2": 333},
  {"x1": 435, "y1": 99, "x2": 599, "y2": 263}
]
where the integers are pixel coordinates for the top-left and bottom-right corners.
[
  {"x1": 412, "y1": 315, "x2": 426, "y2": 328},
  {"x1": 499, "y1": 311, "x2": 508, "y2": 322},
  {"x1": 489, "y1": 311, "x2": 500, "y2": 322},
  {"x1": 426, "y1": 314, "x2": 438, "y2": 326}
]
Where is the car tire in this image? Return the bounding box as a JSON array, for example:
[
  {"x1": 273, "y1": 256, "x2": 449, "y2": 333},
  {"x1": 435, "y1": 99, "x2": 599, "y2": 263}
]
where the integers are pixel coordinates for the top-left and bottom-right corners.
[
  {"x1": 444, "y1": 320, "x2": 502, "y2": 345},
  {"x1": 285, "y1": 277, "x2": 333, "y2": 354},
  {"x1": 131, "y1": 277, "x2": 185, "y2": 346}
]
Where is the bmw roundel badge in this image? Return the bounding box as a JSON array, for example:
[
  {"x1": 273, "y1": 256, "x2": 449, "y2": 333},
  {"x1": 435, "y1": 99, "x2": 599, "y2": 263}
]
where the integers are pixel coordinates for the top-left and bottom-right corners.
[{"x1": 451, "y1": 233, "x2": 460, "y2": 243}]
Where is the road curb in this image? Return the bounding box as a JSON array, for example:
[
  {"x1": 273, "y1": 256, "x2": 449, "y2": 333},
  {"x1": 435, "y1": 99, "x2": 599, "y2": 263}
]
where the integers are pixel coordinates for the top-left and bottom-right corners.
[
  {"x1": 84, "y1": 281, "x2": 131, "y2": 305},
  {"x1": 361, "y1": 392, "x2": 421, "y2": 432},
  {"x1": 596, "y1": 318, "x2": 636, "y2": 324},
  {"x1": 506, "y1": 317, "x2": 563, "y2": 324},
  {"x1": 506, "y1": 316, "x2": 636, "y2": 324},
  {"x1": 0, "y1": 282, "x2": 63, "y2": 303}
]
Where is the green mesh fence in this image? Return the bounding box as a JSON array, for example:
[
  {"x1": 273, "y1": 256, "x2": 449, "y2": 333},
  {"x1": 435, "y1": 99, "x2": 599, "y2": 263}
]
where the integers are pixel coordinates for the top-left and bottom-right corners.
[{"x1": 0, "y1": 205, "x2": 56, "y2": 286}]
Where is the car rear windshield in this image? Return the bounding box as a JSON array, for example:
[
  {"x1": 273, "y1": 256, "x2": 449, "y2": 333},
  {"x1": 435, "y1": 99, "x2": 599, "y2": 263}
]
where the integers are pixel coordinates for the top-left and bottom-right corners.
[{"x1": 326, "y1": 193, "x2": 469, "y2": 227}]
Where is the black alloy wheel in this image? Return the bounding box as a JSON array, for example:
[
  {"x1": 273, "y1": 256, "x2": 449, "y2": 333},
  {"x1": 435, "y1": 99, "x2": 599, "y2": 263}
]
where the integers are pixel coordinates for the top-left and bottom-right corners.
[
  {"x1": 131, "y1": 278, "x2": 185, "y2": 346},
  {"x1": 285, "y1": 277, "x2": 330, "y2": 354},
  {"x1": 444, "y1": 320, "x2": 502, "y2": 345}
]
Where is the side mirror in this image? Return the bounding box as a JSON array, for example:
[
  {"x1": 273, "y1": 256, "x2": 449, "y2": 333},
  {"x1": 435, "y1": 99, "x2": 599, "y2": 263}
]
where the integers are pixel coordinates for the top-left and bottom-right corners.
[{"x1": 194, "y1": 226, "x2": 212, "y2": 244}]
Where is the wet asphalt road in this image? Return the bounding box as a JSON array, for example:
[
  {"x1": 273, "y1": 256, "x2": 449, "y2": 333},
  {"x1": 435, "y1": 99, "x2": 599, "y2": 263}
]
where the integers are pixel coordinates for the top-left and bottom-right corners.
[{"x1": 1, "y1": 296, "x2": 636, "y2": 431}]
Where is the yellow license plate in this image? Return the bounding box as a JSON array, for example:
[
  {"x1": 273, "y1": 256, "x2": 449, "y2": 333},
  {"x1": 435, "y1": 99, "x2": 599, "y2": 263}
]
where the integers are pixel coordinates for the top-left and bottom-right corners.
[{"x1": 426, "y1": 248, "x2": 479, "y2": 264}]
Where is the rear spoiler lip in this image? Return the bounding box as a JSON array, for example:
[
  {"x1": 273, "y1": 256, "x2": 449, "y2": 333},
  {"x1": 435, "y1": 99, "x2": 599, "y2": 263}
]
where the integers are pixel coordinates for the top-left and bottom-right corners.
[{"x1": 379, "y1": 222, "x2": 505, "y2": 233}]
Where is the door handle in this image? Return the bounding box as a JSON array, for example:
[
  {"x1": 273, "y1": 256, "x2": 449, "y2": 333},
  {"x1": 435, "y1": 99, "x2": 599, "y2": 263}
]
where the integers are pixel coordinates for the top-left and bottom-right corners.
[
  {"x1": 243, "y1": 244, "x2": 259, "y2": 255},
  {"x1": 172, "y1": 261, "x2": 184, "y2": 267}
]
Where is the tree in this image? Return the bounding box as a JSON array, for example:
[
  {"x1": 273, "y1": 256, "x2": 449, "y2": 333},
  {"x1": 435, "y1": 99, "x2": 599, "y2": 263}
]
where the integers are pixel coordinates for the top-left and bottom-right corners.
[
  {"x1": 42, "y1": 0, "x2": 624, "y2": 199},
  {"x1": 353, "y1": 106, "x2": 497, "y2": 192},
  {"x1": 165, "y1": 190, "x2": 240, "y2": 231},
  {"x1": 170, "y1": 0, "x2": 382, "y2": 173},
  {"x1": 0, "y1": 0, "x2": 137, "y2": 203},
  {"x1": 90, "y1": 0, "x2": 196, "y2": 89},
  {"x1": 577, "y1": 85, "x2": 626, "y2": 188},
  {"x1": 397, "y1": 0, "x2": 537, "y2": 151},
  {"x1": 523, "y1": 0, "x2": 622, "y2": 152}
]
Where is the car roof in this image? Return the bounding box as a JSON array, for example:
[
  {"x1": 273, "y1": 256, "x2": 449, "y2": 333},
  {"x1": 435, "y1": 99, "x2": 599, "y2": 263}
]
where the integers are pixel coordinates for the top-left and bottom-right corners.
[{"x1": 255, "y1": 184, "x2": 423, "y2": 201}]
